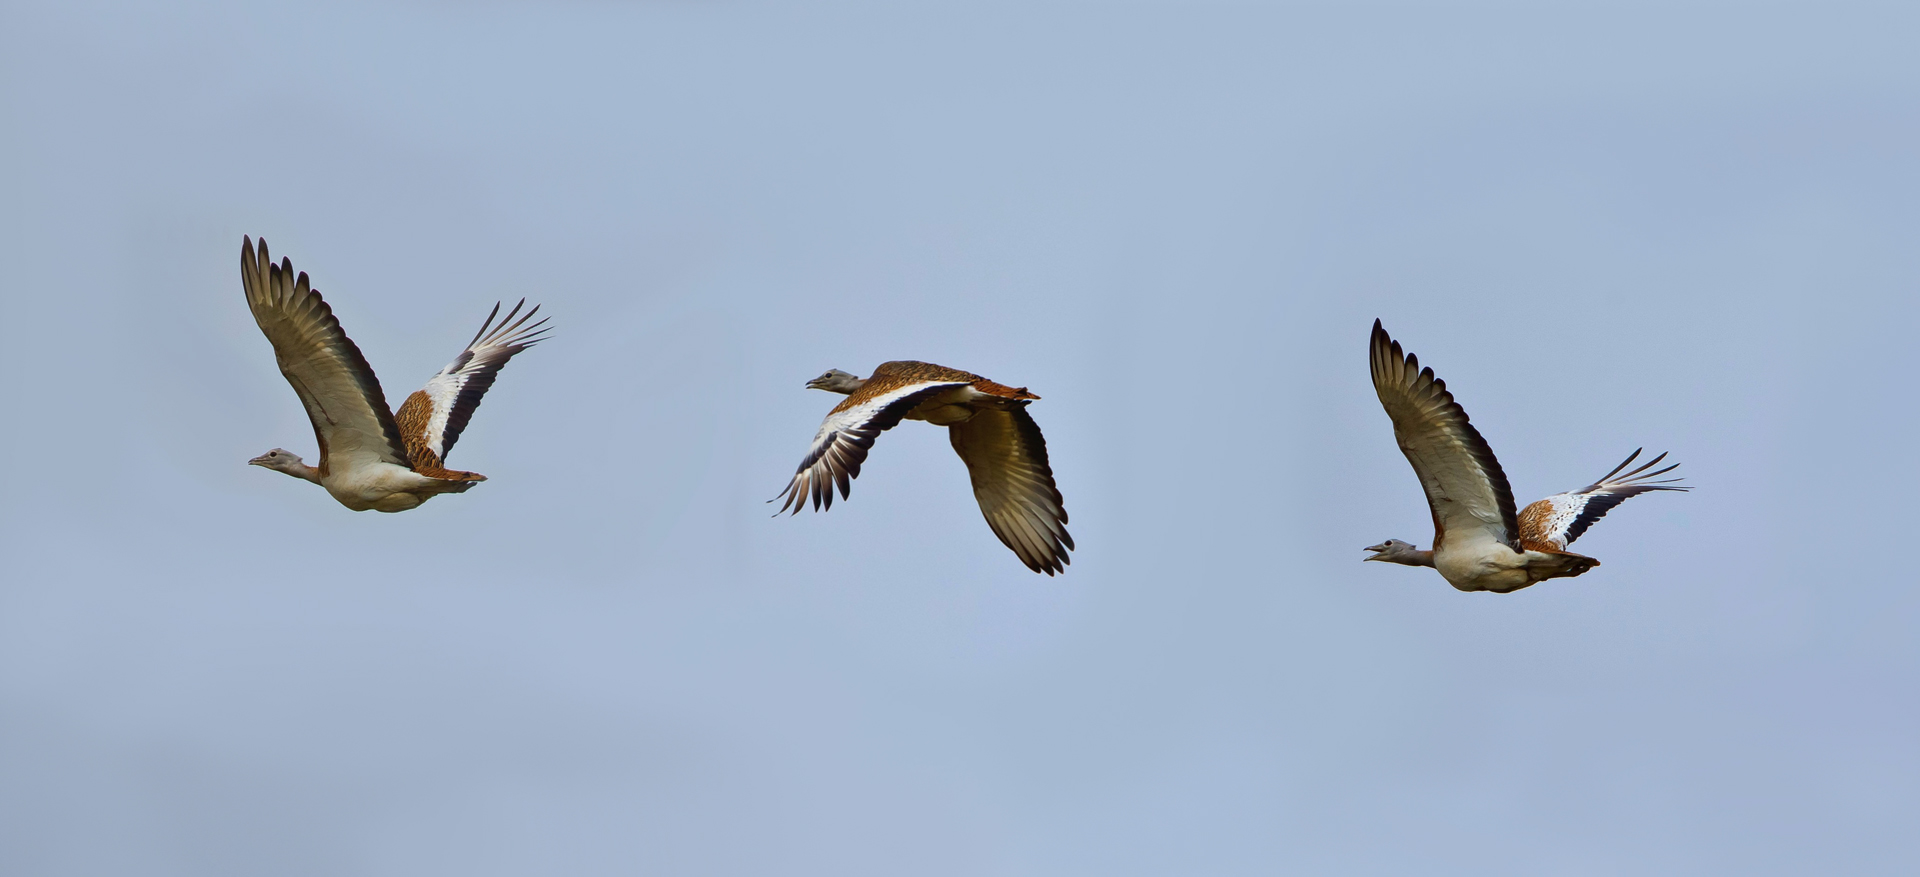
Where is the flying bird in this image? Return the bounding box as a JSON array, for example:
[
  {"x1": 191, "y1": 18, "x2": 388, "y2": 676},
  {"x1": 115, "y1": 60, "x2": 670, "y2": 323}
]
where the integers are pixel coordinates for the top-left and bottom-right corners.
[
  {"x1": 241, "y1": 236, "x2": 549, "y2": 512},
  {"x1": 775, "y1": 361, "x2": 1073, "y2": 575},
  {"x1": 1364, "y1": 319, "x2": 1686, "y2": 592}
]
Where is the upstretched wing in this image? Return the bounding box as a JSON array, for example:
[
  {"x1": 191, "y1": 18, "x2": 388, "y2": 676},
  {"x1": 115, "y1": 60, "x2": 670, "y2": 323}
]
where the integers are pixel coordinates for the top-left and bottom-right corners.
[
  {"x1": 392, "y1": 299, "x2": 550, "y2": 470},
  {"x1": 241, "y1": 236, "x2": 410, "y2": 473},
  {"x1": 1518, "y1": 449, "x2": 1688, "y2": 550},
  {"x1": 948, "y1": 407, "x2": 1074, "y2": 575},
  {"x1": 772, "y1": 380, "x2": 972, "y2": 513},
  {"x1": 1369, "y1": 319, "x2": 1519, "y2": 553}
]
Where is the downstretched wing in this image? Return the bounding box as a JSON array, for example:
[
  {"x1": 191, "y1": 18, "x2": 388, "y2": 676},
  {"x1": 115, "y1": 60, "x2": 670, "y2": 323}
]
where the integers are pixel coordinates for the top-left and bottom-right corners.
[
  {"x1": 393, "y1": 299, "x2": 550, "y2": 469},
  {"x1": 241, "y1": 236, "x2": 410, "y2": 473},
  {"x1": 1369, "y1": 319, "x2": 1519, "y2": 552},
  {"x1": 1518, "y1": 449, "x2": 1688, "y2": 550},
  {"x1": 948, "y1": 407, "x2": 1074, "y2": 575},
  {"x1": 773, "y1": 380, "x2": 972, "y2": 513}
]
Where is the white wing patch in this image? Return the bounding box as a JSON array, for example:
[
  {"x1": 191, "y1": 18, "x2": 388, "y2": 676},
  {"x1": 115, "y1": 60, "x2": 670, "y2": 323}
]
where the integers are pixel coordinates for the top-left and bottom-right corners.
[
  {"x1": 1519, "y1": 493, "x2": 1592, "y2": 551},
  {"x1": 1519, "y1": 449, "x2": 1688, "y2": 550},
  {"x1": 415, "y1": 300, "x2": 550, "y2": 461},
  {"x1": 773, "y1": 381, "x2": 970, "y2": 514}
]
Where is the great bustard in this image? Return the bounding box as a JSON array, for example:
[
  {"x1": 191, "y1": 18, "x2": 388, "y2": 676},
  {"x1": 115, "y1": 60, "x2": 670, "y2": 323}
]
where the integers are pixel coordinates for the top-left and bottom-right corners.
[
  {"x1": 775, "y1": 361, "x2": 1074, "y2": 575},
  {"x1": 241, "y1": 237, "x2": 549, "y2": 512},
  {"x1": 1364, "y1": 320, "x2": 1687, "y2": 592}
]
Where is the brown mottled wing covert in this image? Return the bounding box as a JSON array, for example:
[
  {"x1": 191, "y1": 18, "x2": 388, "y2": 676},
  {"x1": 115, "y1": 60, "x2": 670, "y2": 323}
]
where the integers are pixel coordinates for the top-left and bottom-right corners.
[
  {"x1": 829, "y1": 361, "x2": 984, "y2": 415},
  {"x1": 1369, "y1": 319, "x2": 1519, "y2": 552},
  {"x1": 393, "y1": 392, "x2": 441, "y2": 471},
  {"x1": 241, "y1": 237, "x2": 411, "y2": 472},
  {"x1": 392, "y1": 391, "x2": 485, "y2": 480},
  {"x1": 948, "y1": 407, "x2": 1073, "y2": 575}
]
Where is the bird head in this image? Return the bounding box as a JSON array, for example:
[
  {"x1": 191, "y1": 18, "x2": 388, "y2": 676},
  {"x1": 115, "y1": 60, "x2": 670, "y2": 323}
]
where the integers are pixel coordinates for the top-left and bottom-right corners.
[
  {"x1": 249, "y1": 448, "x2": 304, "y2": 473},
  {"x1": 1363, "y1": 539, "x2": 1418, "y2": 563},
  {"x1": 806, "y1": 369, "x2": 865, "y2": 394}
]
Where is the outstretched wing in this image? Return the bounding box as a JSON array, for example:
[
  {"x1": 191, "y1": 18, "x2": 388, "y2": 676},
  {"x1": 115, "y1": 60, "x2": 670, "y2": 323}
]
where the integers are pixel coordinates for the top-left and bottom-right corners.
[
  {"x1": 242, "y1": 236, "x2": 410, "y2": 473},
  {"x1": 773, "y1": 380, "x2": 971, "y2": 514},
  {"x1": 1369, "y1": 319, "x2": 1519, "y2": 552},
  {"x1": 392, "y1": 300, "x2": 550, "y2": 469},
  {"x1": 1518, "y1": 449, "x2": 1688, "y2": 550},
  {"x1": 948, "y1": 407, "x2": 1074, "y2": 575}
]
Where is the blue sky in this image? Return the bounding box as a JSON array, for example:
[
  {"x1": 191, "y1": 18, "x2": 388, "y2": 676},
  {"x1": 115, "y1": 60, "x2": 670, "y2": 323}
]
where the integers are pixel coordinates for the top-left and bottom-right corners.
[{"x1": 2, "y1": 2, "x2": 1916, "y2": 874}]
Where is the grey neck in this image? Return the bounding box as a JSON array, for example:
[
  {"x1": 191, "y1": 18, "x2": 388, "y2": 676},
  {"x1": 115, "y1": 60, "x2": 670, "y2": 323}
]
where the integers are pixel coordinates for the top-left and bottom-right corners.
[
  {"x1": 815, "y1": 374, "x2": 868, "y2": 395},
  {"x1": 1392, "y1": 549, "x2": 1436, "y2": 568},
  {"x1": 282, "y1": 462, "x2": 324, "y2": 485}
]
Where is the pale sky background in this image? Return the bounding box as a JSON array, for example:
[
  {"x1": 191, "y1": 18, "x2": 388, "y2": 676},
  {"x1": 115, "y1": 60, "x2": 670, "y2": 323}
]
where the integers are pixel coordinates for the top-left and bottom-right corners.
[{"x1": 2, "y1": 1, "x2": 1917, "y2": 874}]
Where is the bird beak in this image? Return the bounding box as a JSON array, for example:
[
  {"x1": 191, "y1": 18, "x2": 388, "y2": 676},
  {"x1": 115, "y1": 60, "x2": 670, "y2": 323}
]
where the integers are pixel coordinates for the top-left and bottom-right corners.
[
  {"x1": 1362, "y1": 542, "x2": 1390, "y2": 561},
  {"x1": 248, "y1": 453, "x2": 273, "y2": 466}
]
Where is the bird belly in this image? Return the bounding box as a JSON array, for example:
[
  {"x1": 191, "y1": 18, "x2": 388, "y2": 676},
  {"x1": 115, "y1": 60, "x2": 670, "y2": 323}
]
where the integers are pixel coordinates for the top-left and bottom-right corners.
[
  {"x1": 897, "y1": 386, "x2": 977, "y2": 425},
  {"x1": 912, "y1": 404, "x2": 977, "y2": 425},
  {"x1": 366, "y1": 492, "x2": 429, "y2": 513},
  {"x1": 1435, "y1": 543, "x2": 1533, "y2": 593},
  {"x1": 322, "y1": 464, "x2": 442, "y2": 513}
]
